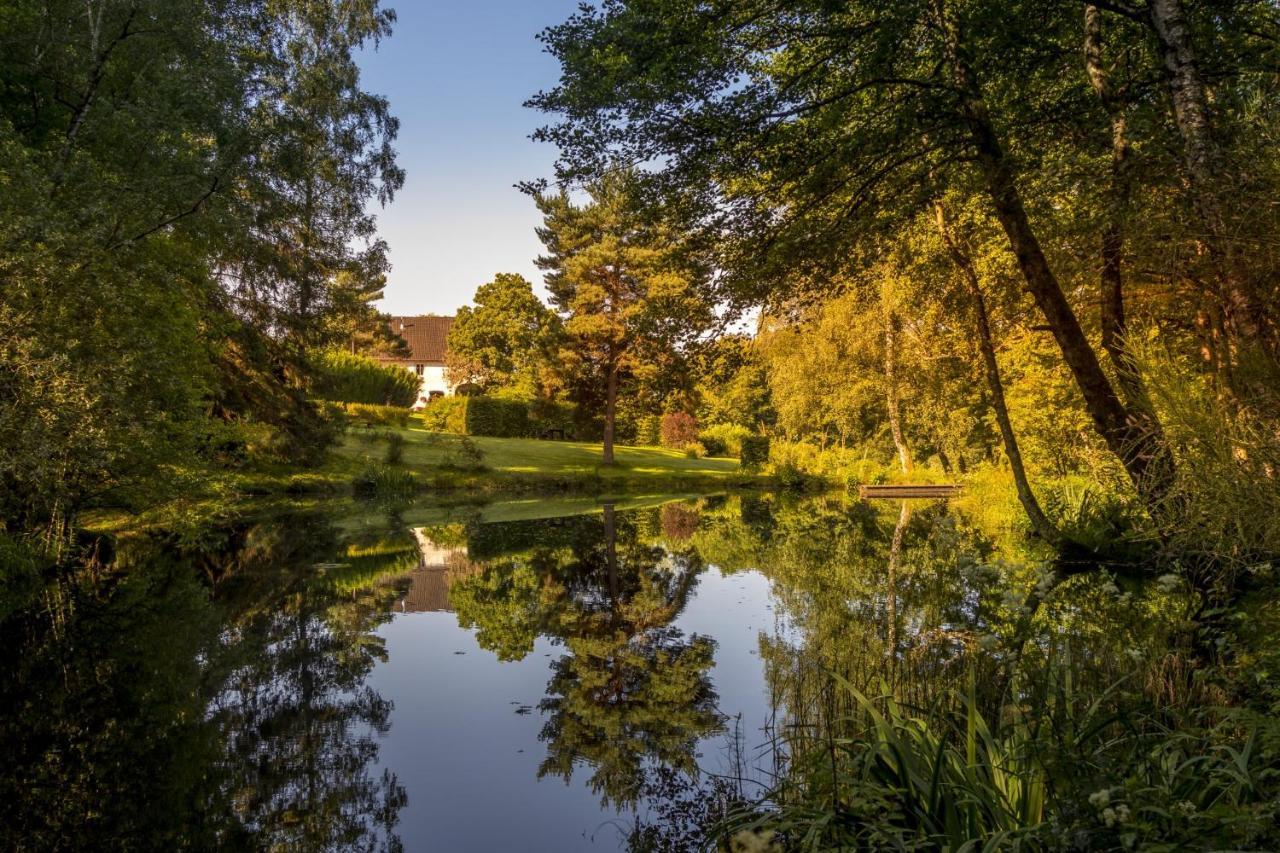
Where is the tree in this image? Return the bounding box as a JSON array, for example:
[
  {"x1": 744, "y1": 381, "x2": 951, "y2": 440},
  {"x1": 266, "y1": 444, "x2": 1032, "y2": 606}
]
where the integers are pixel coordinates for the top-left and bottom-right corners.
[
  {"x1": 527, "y1": 0, "x2": 1211, "y2": 507},
  {"x1": 444, "y1": 273, "x2": 557, "y2": 393},
  {"x1": 324, "y1": 270, "x2": 409, "y2": 358},
  {"x1": 534, "y1": 171, "x2": 717, "y2": 464},
  {"x1": 0, "y1": 0, "x2": 403, "y2": 539}
]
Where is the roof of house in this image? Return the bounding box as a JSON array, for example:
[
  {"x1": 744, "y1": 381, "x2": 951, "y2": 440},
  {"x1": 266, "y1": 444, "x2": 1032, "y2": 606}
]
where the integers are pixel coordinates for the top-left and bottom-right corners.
[{"x1": 384, "y1": 315, "x2": 454, "y2": 364}]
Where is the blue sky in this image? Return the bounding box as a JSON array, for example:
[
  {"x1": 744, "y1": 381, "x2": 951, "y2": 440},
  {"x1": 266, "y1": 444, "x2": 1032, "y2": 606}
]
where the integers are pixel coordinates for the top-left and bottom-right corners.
[{"x1": 357, "y1": 1, "x2": 582, "y2": 315}]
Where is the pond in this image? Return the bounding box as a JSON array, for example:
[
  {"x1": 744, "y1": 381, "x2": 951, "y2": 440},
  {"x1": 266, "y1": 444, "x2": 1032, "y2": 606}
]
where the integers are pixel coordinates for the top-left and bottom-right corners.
[{"x1": 0, "y1": 492, "x2": 1199, "y2": 850}]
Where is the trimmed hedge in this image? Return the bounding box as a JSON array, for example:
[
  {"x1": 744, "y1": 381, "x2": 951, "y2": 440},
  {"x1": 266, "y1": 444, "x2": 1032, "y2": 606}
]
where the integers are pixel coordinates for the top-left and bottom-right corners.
[
  {"x1": 342, "y1": 402, "x2": 410, "y2": 429},
  {"x1": 528, "y1": 398, "x2": 576, "y2": 437},
  {"x1": 314, "y1": 349, "x2": 419, "y2": 406},
  {"x1": 465, "y1": 397, "x2": 529, "y2": 437},
  {"x1": 740, "y1": 434, "x2": 770, "y2": 471},
  {"x1": 420, "y1": 395, "x2": 565, "y2": 438}
]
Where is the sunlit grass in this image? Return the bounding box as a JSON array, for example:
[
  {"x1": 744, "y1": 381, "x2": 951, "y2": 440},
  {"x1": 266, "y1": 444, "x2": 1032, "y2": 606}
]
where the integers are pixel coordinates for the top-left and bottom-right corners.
[{"x1": 337, "y1": 417, "x2": 742, "y2": 482}]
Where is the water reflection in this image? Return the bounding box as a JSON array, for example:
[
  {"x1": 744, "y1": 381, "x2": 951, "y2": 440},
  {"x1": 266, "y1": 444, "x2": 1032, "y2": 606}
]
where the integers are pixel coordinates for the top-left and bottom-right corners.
[
  {"x1": 0, "y1": 492, "x2": 1187, "y2": 850},
  {"x1": 0, "y1": 511, "x2": 407, "y2": 851}
]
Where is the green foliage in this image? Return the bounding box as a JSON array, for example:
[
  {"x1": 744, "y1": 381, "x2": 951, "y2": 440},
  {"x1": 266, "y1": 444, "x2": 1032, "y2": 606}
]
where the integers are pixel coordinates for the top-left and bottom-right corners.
[
  {"x1": 527, "y1": 398, "x2": 577, "y2": 438},
  {"x1": 699, "y1": 424, "x2": 753, "y2": 458},
  {"x1": 739, "y1": 435, "x2": 770, "y2": 472},
  {"x1": 636, "y1": 414, "x2": 663, "y2": 447},
  {"x1": 462, "y1": 397, "x2": 530, "y2": 438},
  {"x1": 351, "y1": 464, "x2": 417, "y2": 497},
  {"x1": 419, "y1": 395, "x2": 574, "y2": 440},
  {"x1": 314, "y1": 350, "x2": 419, "y2": 407},
  {"x1": 419, "y1": 396, "x2": 468, "y2": 434},
  {"x1": 339, "y1": 402, "x2": 410, "y2": 429},
  {"x1": 0, "y1": 0, "x2": 403, "y2": 536},
  {"x1": 534, "y1": 170, "x2": 719, "y2": 460},
  {"x1": 382, "y1": 432, "x2": 404, "y2": 466},
  {"x1": 445, "y1": 273, "x2": 558, "y2": 392}
]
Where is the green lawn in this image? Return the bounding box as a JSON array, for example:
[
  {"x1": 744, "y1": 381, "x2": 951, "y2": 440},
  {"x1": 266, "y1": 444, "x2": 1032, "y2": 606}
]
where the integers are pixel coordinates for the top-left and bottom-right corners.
[{"x1": 337, "y1": 419, "x2": 742, "y2": 483}]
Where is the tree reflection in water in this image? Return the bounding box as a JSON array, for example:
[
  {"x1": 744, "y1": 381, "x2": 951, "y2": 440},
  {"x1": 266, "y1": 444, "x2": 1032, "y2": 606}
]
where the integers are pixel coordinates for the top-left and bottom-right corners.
[
  {"x1": 0, "y1": 511, "x2": 408, "y2": 851},
  {"x1": 453, "y1": 504, "x2": 723, "y2": 808}
]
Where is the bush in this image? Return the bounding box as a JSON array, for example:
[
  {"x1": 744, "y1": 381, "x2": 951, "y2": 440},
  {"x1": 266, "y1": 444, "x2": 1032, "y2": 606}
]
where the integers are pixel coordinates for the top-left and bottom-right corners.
[
  {"x1": 683, "y1": 442, "x2": 706, "y2": 459},
  {"x1": 383, "y1": 431, "x2": 404, "y2": 465},
  {"x1": 661, "y1": 411, "x2": 699, "y2": 447},
  {"x1": 420, "y1": 395, "x2": 532, "y2": 438},
  {"x1": 463, "y1": 396, "x2": 529, "y2": 437},
  {"x1": 699, "y1": 423, "x2": 753, "y2": 457},
  {"x1": 636, "y1": 414, "x2": 662, "y2": 446},
  {"x1": 342, "y1": 402, "x2": 410, "y2": 429},
  {"x1": 420, "y1": 396, "x2": 468, "y2": 433},
  {"x1": 352, "y1": 464, "x2": 417, "y2": 497},
  {"x1": 698, "y1": 434, "x2": 727, "y2": 457},
  {"x1": 740, "y1": 434, "x2": 770, "y2": 471},
  {"x1": 314, "y1": 349, "x2": 419, "y2": 406},
  {"x1": 527, "y1": 398, "x2": 576, "y2": 438}
]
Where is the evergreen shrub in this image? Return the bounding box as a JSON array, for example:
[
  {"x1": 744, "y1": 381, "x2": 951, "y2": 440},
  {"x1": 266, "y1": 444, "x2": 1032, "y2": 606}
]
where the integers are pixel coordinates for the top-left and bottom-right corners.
[{"x1": 740, "y1": 435, "x2": 770, "y2": 471}]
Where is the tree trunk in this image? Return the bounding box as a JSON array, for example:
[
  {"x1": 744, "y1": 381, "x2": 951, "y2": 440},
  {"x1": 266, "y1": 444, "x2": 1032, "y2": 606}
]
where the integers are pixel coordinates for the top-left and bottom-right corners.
[
  {"x1": 603, "y1": 503, "x2": 619, "y2": 603},
  {"x1": 934, "y1": 203, "x2": 1062, "y2": 545},
  {"x1": 602, "y1": 365, "x2": 618, "y2": 465},
  {"x1": 933, "y1": 5, "x2": 1175, "y2": 507},
  {"x1": 1146, "y1": 0, "x2": 1273, "y2": 363},
  {"x1": 883, "y1": 309, "x2": 913, "y2": 475},
  {"x1": 1083, "y1": 7, "x2": 1143, "y2": 403}
]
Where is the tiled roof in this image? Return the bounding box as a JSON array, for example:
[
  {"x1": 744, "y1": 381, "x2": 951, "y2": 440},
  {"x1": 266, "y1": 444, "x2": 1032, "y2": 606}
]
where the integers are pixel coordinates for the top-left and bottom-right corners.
[{"x1": 385, "y1": 315, "x2": 453, "y2": 363}]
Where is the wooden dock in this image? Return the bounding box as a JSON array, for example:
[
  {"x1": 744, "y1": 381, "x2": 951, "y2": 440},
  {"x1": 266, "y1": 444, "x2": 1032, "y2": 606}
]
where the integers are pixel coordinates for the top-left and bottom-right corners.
[{"x1": 858, "y1": 483, "x2": 962, "y2": 499}]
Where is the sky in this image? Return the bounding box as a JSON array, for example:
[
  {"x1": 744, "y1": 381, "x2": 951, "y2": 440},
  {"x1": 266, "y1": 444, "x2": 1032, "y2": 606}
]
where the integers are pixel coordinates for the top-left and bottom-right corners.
[{"x1": 356, "y1": 1, "x2": 583, "y2": 316}]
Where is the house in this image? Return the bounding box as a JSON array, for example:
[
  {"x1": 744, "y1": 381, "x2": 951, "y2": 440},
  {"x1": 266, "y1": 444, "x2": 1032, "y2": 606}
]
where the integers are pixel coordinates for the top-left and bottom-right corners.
[{"x1": 379, "y1": 315, "x2": 455, "y2": 409}]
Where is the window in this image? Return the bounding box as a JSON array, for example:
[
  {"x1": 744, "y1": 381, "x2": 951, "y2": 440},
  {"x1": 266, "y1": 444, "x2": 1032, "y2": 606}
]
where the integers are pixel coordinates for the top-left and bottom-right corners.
[{"x1": 414, "y1": 364, "x2": 424, "y2": 376}]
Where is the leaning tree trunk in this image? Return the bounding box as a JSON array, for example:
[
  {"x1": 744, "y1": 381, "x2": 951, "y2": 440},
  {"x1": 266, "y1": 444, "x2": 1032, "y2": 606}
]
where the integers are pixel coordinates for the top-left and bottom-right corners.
[
  {"x1": 883, "y1": 309, "x2": 913, "y2": 475},
  {"x1": 933, "y1": 3, "x2": 1175, "y2": 508},
  {"x1": 934, "y1": 203, "x2": 1061, "y2": 545}
]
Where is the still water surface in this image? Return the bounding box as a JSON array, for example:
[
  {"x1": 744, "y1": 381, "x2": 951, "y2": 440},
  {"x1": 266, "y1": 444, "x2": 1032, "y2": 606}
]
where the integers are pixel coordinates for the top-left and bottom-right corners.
[{"x1": 0, "y1": 492, "x2": 1152, "y2": 850}]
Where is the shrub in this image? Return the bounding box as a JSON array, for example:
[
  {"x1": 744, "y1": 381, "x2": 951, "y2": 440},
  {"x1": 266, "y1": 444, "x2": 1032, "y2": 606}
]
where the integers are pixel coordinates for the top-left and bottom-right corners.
[
  {"x1": 637, "y1": 414, "x2": 662, "y2": 446},
  {"x1": 449, "y1": 436, "x2": 487, "y2": 470},
  {"x1": 352, "y1": 464, "x2": 417, "y2": 497},
  {"x1": 383, "y1": 431, "x2": 404, "y2": 465},
  {"x1": 683, "y1": 442, "x2": 706, "y2": 459},
  {"x1": 699, "y1": 423, "x2": 753, "y2": 457},
  {"x1": 420, "y1": 395, "x2": 531, "y2": 438},
  {"x1": 342, "y1": 402, "x2": 410, "y2": 429},
  {"x1": 463, "y1": 396, "x2": 529, "y2": 437},
  {"x1": 528, "y1": 398, "x2": 576, "y2": 438},
  {"x1": 420, "y1": 396, "x2": 467, "y2": 433},
  {"x1": 314, "y1": 349, "x2": 419, "y2": 406},
  {"x1": 661, "y1": 411, "x2": 699, "y2": 447},
  {"x1": 740, "y1": 435, "x2": 770, "y2": 471},
  {"x1": 698, "y1": 434, "x2": 727, "y2": 457}
]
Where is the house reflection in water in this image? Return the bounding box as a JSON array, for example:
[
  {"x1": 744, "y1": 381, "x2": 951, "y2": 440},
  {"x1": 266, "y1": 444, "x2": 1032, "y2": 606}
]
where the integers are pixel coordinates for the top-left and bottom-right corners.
[{"x1": 388, "y1": 529, "x2": 477, "y2": 613}]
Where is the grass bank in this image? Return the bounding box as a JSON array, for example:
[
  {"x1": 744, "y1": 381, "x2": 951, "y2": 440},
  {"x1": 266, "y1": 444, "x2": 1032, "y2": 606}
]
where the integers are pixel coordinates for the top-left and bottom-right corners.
[{"x1": 336, "y1": 418, "x2": 764, "y2": 494}]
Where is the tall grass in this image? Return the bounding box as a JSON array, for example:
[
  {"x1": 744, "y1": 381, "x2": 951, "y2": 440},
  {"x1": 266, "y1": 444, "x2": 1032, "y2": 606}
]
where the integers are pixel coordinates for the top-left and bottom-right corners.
[
  {"x1": 712, "y1": 661, "x2": 1280, "y2": 851},
  {"x1": 1133, "y1": 340, "x2": 1280, "y2": 585}
]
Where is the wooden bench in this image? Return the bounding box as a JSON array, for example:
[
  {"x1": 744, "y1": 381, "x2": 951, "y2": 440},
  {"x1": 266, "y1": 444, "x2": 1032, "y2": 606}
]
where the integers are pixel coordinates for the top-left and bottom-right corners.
[{"x1": 858, "y1": 484, "x2": 963, "y2": 499}]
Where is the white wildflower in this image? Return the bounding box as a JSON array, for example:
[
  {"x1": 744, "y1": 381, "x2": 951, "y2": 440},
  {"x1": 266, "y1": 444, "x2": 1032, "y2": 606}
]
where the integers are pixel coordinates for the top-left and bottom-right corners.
[{"x1": 729, "y1": 829, "x2": 781, "y2": 853}]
